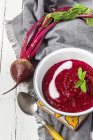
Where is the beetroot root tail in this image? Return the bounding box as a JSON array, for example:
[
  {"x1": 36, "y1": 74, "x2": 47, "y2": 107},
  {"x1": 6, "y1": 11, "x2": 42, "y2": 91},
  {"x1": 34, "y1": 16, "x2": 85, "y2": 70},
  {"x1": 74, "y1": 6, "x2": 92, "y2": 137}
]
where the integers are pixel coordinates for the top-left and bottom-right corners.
[{"x1": 2, "y1": 83, "x2": 19, "y2": 95}]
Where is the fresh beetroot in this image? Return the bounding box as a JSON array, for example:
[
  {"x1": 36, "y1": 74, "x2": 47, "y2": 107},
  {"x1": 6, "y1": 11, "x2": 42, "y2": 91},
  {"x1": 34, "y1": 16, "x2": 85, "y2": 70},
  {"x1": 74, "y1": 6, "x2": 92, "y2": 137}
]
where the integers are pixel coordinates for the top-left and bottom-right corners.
[{"x1": 3, "y1": 59, "x2": 34, "y2": 94}]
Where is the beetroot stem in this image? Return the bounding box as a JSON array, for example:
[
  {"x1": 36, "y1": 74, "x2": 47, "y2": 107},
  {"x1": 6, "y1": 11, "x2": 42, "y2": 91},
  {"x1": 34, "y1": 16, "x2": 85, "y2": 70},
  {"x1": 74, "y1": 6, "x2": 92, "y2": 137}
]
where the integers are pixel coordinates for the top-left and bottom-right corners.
[
  {"x1": 27, "y1": 18, "x2": 52, "y2": 54},
  {"x1": 26, "y1": 22, "x2": 57, "y2": 59},
  {"x1": 32, "y1": 18, "x2": 52, "y2": 41},
  {"x1": 26, "y1": 16, "x2": 45, "y2": 38},
  {"x1": 20, "y1": 37, "x2": 28, "y2": 59},
  {"x1": 20, "y1": 16, "x2": 45, "y2": 59},
  {"x1": 78, "y1": 14, "x2": 93, "y2": 18},
  {"x1": 25, "y1": 26, "x2": 40, "y2": 51},
  {"x1": 20, "y1": 28, "x2": 40, "y2": 59},
  {"x1": 30, "y1": 36, "x2": 45, "y2": 58}
]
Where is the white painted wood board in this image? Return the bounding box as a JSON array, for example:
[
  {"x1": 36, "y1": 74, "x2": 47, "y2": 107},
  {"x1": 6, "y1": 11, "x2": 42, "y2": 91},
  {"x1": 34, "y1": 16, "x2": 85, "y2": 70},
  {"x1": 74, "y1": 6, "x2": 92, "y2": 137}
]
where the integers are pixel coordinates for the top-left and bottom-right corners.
[{"x1": 0, "y1": 0, "x2": 39, "y2": 139}]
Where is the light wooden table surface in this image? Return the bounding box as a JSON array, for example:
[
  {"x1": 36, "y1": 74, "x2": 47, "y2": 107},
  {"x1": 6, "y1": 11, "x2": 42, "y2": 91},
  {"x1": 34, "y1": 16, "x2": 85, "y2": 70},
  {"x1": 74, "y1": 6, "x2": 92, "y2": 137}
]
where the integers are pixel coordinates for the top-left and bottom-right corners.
[{"x1": 0, "y1": 0, "x2": 39, "y2": 139}]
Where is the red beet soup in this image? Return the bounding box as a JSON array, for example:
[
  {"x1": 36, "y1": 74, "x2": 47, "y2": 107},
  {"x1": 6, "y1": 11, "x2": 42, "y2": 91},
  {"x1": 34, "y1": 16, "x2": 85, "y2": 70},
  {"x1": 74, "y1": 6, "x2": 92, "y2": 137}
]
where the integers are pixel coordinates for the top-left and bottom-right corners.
[{"x1": 42, "y1": 60, "x2": 93, "y2": 113}]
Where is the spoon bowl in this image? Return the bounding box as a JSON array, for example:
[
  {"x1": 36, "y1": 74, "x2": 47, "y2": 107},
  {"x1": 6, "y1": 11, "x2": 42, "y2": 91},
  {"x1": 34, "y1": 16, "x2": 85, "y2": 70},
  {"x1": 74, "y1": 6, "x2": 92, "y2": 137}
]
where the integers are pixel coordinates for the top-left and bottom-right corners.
[{"x1": 17, "y1": 92, "x2": 37, "y2": 115}]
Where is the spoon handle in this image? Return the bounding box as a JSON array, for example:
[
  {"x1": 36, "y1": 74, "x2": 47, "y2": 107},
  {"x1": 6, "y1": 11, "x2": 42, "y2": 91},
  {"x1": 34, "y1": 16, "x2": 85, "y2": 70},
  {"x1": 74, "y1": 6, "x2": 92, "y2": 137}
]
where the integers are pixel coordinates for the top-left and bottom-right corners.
[
  {"x1": 34, "y1": 112, "x2": 46, "y2": 125},
  {"x1": 44, "y1": 123, "x2": 64, "y2": 140},
  {"x1": 34, "y1": 112, "x2": 64, "y2": 140}
]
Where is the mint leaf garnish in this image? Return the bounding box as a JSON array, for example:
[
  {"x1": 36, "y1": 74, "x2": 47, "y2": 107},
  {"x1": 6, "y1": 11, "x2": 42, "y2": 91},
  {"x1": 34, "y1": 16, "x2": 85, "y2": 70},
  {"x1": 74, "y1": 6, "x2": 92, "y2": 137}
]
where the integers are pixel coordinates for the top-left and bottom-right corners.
[
  {"x1": 75, "y1": 67, "x2": 87, "y2": 93},
  {"x1": 82, "y1": 71, "x2": 87, "y2": 80},
  {"x1": 75, "y1": 80, "x2": 83, "y2": 88},
  {"x1": 78, "y1": 67, "x2": 82, "y2": 80},
  {"x1": 80, "y1": 81, "x2": 86, "y2": 93}
]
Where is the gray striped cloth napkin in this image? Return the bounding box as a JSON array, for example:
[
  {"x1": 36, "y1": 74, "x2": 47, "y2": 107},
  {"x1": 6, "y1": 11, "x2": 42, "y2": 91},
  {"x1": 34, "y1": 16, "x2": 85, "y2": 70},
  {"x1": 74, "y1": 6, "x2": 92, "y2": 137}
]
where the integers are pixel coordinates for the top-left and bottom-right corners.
[{"x1": 6, "y1": 0, "x2": 93, "y2": 139}]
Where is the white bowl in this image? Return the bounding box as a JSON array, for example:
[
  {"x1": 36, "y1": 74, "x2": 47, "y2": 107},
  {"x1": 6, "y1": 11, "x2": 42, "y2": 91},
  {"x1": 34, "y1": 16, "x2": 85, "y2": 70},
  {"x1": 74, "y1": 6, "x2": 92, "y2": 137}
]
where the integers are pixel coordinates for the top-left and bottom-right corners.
[{"x1": 34, "y1": 48, "x2": 93, "y2": 116}]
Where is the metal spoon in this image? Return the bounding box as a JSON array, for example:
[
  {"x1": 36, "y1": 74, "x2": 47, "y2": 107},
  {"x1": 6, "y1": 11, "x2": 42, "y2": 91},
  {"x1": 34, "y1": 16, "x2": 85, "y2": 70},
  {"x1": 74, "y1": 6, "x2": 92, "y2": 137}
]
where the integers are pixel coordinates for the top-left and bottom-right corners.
[{"x1": 17, "y1": 92, "x2": 64, "y2": 140}]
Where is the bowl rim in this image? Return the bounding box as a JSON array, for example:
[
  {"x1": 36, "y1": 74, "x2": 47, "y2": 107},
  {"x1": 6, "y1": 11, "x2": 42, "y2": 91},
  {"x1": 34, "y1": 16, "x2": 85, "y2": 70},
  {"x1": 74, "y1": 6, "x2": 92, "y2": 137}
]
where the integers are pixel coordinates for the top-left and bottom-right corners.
[{"x1": 34, "y1": 48, "x2": 93, "y2": 116}]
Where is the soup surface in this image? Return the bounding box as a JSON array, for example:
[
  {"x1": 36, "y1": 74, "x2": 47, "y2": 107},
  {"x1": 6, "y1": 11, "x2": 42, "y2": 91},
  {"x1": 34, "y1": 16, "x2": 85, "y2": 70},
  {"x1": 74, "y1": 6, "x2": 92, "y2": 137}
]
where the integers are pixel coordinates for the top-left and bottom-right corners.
[{"x1": 42, "y1": 60, "x2": 93, "y2": 113}]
